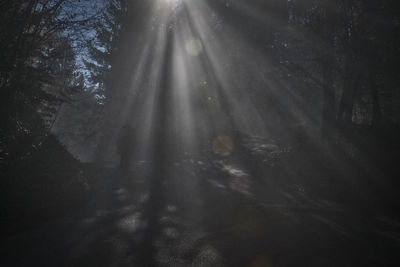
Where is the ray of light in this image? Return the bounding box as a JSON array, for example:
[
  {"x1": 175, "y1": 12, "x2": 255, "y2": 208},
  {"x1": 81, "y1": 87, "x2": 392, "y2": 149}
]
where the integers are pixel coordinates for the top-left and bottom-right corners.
[{"x1": 112, "y1": 0, "x2": 339, "y2": 166}]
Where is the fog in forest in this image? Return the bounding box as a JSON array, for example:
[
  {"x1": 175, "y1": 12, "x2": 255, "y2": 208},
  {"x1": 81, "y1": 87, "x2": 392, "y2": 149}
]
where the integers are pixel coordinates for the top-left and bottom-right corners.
[{"x1": 1, "y1": 0, "x2": 400, "y2": 266}]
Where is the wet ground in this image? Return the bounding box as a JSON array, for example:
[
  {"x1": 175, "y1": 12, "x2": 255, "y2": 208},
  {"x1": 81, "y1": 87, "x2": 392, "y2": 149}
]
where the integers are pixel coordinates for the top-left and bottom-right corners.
[{"x1": 1, "y1": 139, "x2": 400, "y2": 266}]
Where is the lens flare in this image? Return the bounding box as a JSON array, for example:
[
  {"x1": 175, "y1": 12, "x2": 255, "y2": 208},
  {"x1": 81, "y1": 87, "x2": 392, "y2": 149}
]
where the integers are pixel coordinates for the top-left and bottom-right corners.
[
  {"x1": 185, "y1": 38, "x2": 203, "y2": 56},
  {"x1": 212, "y1": 135, "x2": 234, "y2": 157}
]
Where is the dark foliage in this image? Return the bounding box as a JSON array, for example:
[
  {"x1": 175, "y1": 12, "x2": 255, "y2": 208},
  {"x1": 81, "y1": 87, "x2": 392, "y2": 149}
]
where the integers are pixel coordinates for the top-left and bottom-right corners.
[
  {"x1": 0, "y1": 135, "x2": 109, "y2": 237},
  {"x1": 0, "y1": 1, "x2": 100, "y2": 236}
]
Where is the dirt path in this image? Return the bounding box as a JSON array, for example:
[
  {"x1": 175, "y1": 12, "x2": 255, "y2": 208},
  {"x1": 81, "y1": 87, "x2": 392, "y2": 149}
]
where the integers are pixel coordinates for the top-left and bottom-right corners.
[{"x1": 1, "y1": 157, "x2": 400, "y2": 266}]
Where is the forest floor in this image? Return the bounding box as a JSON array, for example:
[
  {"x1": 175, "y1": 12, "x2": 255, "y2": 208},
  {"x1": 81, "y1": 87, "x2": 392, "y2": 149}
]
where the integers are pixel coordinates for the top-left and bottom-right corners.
[{"x1": 1, "y1": 134, "x2": 400, "y2": 266}]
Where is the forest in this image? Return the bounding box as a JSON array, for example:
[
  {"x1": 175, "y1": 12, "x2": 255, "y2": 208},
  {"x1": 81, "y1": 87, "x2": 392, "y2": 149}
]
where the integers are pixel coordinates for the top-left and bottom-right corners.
[{"x1": 1, "y1": 0, "x2": 400, "y2": 266}]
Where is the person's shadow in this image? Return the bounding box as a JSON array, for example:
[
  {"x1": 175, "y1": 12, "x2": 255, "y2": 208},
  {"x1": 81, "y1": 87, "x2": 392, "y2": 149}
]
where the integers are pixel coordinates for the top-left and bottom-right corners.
[{"x1": 116, "y1": 124, "x2": 135, "y2": 170}]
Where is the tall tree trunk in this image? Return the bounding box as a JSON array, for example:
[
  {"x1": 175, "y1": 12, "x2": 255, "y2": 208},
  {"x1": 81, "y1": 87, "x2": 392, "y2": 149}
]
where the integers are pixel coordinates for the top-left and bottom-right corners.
[
  {"x1": 321, "y1": 54, "x2": 336, "y2": 136},
  {"x1": 338, "y1": 51, "x2": 354, "y2": 124},
  {"x1": 370, "y1": 70, "x2": 381, "y2": 126},
  {"x1": 319, "y1": 1, "x2": 337, "y2": 138}
]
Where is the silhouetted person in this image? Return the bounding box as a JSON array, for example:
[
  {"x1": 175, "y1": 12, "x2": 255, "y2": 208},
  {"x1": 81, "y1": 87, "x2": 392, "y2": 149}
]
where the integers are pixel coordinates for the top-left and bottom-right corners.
[{"x1": 116, "y1": 124, "x2": 134, "y2": 169}]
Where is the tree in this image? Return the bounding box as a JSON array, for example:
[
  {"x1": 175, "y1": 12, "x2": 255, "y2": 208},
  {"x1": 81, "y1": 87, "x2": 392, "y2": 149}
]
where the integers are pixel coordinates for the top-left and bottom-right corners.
[{"x1": 0, "y1": 0, "x2": 91, "y2": 164}]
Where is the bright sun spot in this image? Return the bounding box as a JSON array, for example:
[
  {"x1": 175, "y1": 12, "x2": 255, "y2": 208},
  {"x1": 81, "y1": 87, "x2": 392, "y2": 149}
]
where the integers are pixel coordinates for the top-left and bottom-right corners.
[
  {"x1": 165, "y1": 0, "x2": 180, "y2": 4},
  {"x1": 159, "y1": 0, "x2": 183, "y2": 11}
]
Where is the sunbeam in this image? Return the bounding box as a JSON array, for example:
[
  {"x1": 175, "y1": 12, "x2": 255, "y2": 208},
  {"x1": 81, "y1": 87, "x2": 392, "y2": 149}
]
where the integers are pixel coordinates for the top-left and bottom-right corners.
[{"x1": 2, "y1": 0, "x2": 400, "y2": 266}]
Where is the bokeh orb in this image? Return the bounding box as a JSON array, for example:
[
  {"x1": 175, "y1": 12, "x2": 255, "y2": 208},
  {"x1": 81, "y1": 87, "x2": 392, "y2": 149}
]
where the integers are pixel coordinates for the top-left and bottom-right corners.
[
  {"x1": 212, "y1": 134, "x2": 234, "y2": 157},
  {"x1": 185, "y1": 38, "x2": 203, "y2": 56}
]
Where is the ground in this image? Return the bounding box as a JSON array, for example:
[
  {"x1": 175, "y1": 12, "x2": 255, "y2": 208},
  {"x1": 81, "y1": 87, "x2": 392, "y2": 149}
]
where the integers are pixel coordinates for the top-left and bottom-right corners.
[{"x1": 1, "y1": 136, "x2": 400, "y2": 266}]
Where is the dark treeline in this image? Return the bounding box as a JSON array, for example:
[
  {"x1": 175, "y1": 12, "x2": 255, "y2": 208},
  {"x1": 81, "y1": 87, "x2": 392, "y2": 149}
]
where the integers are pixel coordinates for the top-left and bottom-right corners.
[
  {"x1": 288, "y1": 0, "x2": 400, "y2": 130},
  {"x1": 0, "y1": 0, "x2": 105, "y2": 234},
  {"x1": 1, "y1": 0, "x2": 400, "y2": 244},
  {"x1": 89, "y1": 0, "x2": 400, "y2": 139}
]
